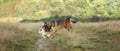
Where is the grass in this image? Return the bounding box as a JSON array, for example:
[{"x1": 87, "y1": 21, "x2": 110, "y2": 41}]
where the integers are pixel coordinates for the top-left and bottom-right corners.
[
  {"x1": 0, "y1": 21, "x2": 120, "y2": 51},
  {"x1": 40, "y1": 21, "x2": 120, "y2": 51},
  {"x1": 86, "y1": 21, "x2": 120, "y2": 35},
  {"x1": 77, "y1": 21, "x2": 120, "y2": 51},
  {"x1": 0, "y1": 23, "x2": 39, "y2": 51}
]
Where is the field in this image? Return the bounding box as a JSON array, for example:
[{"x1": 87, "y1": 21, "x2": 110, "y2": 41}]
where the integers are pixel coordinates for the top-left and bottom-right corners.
[
  {"x1": 0, "y1": 21, "x2": 120, "y2": 51},
  {"x1": 0, "y1": 0, "x2": 120, "y2": 51}
]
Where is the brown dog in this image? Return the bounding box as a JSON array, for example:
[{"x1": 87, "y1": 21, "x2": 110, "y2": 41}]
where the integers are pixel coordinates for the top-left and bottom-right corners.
[{"x1": 38, "y1": 16, "x2": 77, "y2": 38}]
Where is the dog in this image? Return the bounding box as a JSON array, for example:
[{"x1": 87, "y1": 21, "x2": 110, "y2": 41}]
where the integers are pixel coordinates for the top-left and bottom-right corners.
[{"x1": 38, "y1": 16, "x2": 77, "y2": 38}]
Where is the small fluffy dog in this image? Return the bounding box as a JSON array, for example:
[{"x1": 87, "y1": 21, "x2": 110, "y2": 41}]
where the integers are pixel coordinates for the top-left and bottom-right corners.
[{"x1": 38, "y1": 16, "x2": 77, "y2": 38}]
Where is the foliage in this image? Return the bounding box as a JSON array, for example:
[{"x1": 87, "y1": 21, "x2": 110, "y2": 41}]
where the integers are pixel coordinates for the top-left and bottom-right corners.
[{"x1": 0, "y1": 0, "x2": 120, "y2": 20}]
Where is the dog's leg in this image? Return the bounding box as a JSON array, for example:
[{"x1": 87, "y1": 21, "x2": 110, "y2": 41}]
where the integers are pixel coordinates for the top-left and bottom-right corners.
[
  {"x1": 46, "y1": 34, "x2": 51, "y2": 38},
  {"x1": 64, "y1": 25, "x2": 72, "y2": 31},
  {"x1": 42, "y1": 34, "x2": 46, "y2": 38},
  {"x1": 47, "y1": 27, "x2": 56, "y2": 38},
  {"x1": 38, "y1": 28, "x2": 47, "y2": 38},
  {"x1": 39, "y1": 31, "x2": 46, "y2": 38}
]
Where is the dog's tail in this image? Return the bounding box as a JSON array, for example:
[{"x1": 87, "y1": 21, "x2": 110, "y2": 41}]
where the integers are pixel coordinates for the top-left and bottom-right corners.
[
  {"x1": 65, "y1": 17, "x2": 77, "y2": 23},
  {"x1": 70, "y1": 18, "x2": 77, "y2": 23}
]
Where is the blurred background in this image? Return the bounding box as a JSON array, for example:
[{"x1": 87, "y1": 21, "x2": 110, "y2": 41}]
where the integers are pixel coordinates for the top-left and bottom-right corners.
[{"x1": 0, "y1": 0, "x2": 120, "y2": 22}]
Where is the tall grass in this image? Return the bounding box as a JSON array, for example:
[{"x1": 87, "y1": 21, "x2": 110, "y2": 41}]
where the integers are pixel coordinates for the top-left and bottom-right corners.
[
  {"x1": 39, "y1": 21, "x2": 120, "y2": 51},
  {"x1": 84, "y1": 21, "x2": 120, "y2": 35},
  {"x1": 72, "y1": 21, "x2": 120, "y2": 51},
  {"x1": 0, "y1": 23, "x2": 38, "y2": 51},
  {"x1": 0, "y1": 21, "x2": 120, "y2": 51}
]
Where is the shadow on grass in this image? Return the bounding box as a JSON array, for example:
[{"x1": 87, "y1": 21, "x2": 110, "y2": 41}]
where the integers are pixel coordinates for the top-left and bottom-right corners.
[
  {"x1": 21, "y1": 16, "x2": 81, "y2": 22},
  {"x1": 21, "y1": 15, "x2": 120, "y2": 22}
]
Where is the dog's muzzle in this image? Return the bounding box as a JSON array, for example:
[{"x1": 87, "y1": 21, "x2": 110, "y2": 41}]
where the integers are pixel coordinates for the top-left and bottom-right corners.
[
  {"x1": 38, "y1": 28, "x2": 46, "y2": 35},
  {"x1": 38, "y1": 28, "x2": 52, "y2": 38}
]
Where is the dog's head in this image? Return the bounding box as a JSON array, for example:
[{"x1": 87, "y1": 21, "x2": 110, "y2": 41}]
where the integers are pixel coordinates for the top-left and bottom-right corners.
[{"x1": 42, "y1": 22, "x2": 52, "y2": 32}]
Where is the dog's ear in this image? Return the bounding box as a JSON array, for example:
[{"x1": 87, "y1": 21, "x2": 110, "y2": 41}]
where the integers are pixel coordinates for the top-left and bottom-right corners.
[
  {"x1": 44, "y1": 22, "x2": 47, "y2": 24},
  {"x1": 44, "y1": 22, "x2": 48, "y2": 25}
]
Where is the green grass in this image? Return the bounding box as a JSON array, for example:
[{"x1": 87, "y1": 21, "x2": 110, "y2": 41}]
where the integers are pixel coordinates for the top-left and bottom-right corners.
[
  {"x1": 0, "y1": 21, "x2": 120, "y2": 51},
  {"x1": 37, "y1": 21, "x2": 120, "y2": 51},
  {"x1": 0, "y1": 23, "x2": 39, "y2": 51}
]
